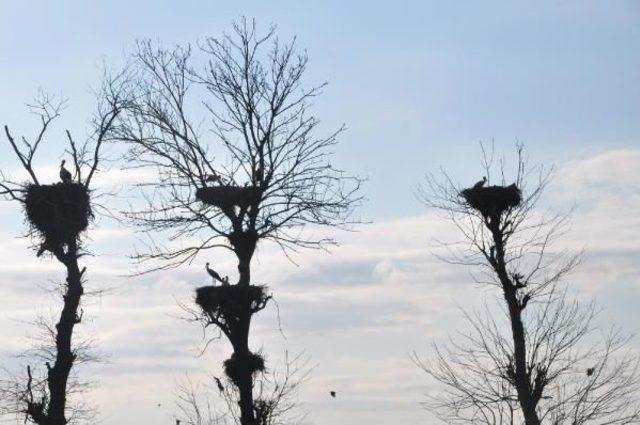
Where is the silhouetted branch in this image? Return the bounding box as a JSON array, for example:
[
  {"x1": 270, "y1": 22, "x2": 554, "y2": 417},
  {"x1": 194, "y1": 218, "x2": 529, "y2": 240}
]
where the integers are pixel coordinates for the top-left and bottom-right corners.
[
  {"x1": 174, "y1": 352, "x2": 310, "y2": 425},
  {"x1": 114, "y1": 17, "x2": 362, "y2": 270},
  {"x1": 416, "y1": 145, "x2": 640, "y2": 424},
  {"x1": 0, "y1": 79, "x2": 127, "y2": 425},
  {"x1": 112, "y1": 18, "x2": 361, "y2": 425}
]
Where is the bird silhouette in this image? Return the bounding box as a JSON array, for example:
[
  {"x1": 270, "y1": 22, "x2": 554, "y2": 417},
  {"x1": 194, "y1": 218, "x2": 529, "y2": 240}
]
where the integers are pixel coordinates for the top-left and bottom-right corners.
[
  {"x1": 205, "y1": 173, "x2": 222, "y2": 185},
  {"x1": 472, "y1": 176, "x2": 487, "y2": 189},
  {"x1": 330, "y1": 391, "x2": 336, "y2": 398},
  {"x1": 59, "y1": 160, "x2": 72, "y2": 184},
  {"x1": 587, "y1": 367, "x2": 595, "y2": 376},
  {"x1": 205, "y1": 262, "x2": 223, "y2": 283}
]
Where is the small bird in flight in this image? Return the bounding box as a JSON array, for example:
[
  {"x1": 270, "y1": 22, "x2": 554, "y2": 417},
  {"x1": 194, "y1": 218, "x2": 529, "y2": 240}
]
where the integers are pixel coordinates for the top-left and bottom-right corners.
[
  {"x1": 330, "y1": 391, "x2": 336, "y2": 398},
  {"x1": 586, "y1": 367, "x2": 595, "y2": 376}
]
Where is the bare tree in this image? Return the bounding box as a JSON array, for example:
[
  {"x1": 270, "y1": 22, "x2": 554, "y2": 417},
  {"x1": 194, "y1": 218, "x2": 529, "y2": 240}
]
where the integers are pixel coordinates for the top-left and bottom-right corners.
[
  {"x1": 0, "y1": 78, "x2": 126, "y2": 424},
  {"x1": 113, "y1": 18, "x2": 361, "y2": 425},
  {"x1": 416, "y1": 146, "x2": 640, "y2": 425},
  {"x1": 174, "y1": 377, "x2": 226, "y2": 425},
  {"x1": 175, "y1": 352, "x2": 310, "y2": 425}
]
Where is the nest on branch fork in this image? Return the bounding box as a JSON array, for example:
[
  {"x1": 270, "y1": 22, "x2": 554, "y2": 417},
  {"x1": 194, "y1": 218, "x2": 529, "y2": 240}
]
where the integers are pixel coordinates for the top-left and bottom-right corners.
[
  {"x1": 223, "y1": 351, "x2": 266, "y2": 384},
  {"x1": 24, "y1": 183, "x2": 92, "y2": 251},
  {"x1": 195, "y1": 284, "x2": 270, "y2": 325},
  {"x1": 460, "y1": 184, "x2": 521, "y2": 218},
  {"x1": 196, "y1": 186, "x2": 260, "y2": 211}
]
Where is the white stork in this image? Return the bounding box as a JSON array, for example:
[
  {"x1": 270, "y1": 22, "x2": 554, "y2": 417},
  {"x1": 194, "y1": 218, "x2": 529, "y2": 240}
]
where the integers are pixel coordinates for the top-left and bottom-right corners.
[
  {"x1": 205, "y1": 262, "x2": 223, "y2": 284},
  {"x1": 472, "y1": 176, "x2": 487, "y2": 189},
  {"x1": 59, "y1": 160, "x2": 72, "y2": 184}
]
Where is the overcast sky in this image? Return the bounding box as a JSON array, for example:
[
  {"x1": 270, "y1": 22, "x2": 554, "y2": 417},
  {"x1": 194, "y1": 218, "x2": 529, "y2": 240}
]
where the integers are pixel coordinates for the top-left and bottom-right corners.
[{"x1": 0, "y1": 1, "x2": 639, "y2": 424}]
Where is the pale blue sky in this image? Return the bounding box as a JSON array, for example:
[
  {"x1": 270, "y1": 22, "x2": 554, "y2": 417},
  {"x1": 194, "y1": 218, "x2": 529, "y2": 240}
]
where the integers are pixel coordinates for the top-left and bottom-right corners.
[
  {"x1": 1, "y1": 1, "x2": 639, "y2": 217},
  {"x1": 0, "y1": 2, "x2": 639, "y2": 424}
]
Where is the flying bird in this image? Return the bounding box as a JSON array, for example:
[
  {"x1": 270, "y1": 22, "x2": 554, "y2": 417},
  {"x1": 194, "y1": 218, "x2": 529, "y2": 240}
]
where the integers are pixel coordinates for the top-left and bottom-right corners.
[
  {"x1": 330, "y1": 391, "x2": 336, "y2": 398},
  {"x1": 587, "y1": 367, "x2": 595, "y2": 376},
  {"x1": 472, "y1": 176, "x2": 487, "y2": 189},
  {"x1": 59, "y1": 160, "x2": 72, "y2": 184}
]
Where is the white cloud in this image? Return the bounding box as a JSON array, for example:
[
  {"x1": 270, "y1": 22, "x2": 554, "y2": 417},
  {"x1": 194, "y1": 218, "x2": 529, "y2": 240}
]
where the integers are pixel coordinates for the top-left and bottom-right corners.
[{"x1": 0, "y1": 149, "x2": 639, "y2": 424}]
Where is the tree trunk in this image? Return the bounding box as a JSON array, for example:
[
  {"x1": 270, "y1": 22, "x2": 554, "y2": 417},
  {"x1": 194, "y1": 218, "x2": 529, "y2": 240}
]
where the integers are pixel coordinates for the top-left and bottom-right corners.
[
  {"x1": 238, "y1": 256, "x2": 251, "y2": 286},
  {"x1": 504, "y1": 287, "x2": 540, "y2": 425},
  {"x1": 489, "y1": 221, "x2": 541, "y2": 425},
  {"x1": 234, "y1": 249, "x2": 256, "y2": 425},
  {"x1": 234, "y1": 326, "x2": 255, "y2": 425},
  {"x1": 45, "y1": 239, "x2": 84, "y2": 425}
]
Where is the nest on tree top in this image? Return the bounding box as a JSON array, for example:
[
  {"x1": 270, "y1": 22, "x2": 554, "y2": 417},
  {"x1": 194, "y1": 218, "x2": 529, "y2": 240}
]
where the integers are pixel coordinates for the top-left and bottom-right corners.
[
  {"x1": 196, "y1": 186, "x2": 260, "y2": 210},
  {"x1": 223, "y1": 351, "x2": 266, "y2": 384},
  {"x1": 195, "y1": 284, "x2": 270, "y2": 323},
  {"x1": 24, "y1": 183, "x2": 91, "y2": 245},
  {"x1": 460, "y1": 184, "x2": 522, "y2": 218}
]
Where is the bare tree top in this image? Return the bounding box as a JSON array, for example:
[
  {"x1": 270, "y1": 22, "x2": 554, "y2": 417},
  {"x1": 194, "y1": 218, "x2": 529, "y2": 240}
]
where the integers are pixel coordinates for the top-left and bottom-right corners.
[
  {"x1": 417, "y1": 145, "x2": 640, "y2": 424},
  {"x1": 1, "y1": 74, "x2": 128, "y2": 200},
  {"x1": 116, "y1": 18, "x2": 363, "y2": 270},
  {"x1": 419, "y1": 144, "x2": 578, "y2": 301},
  {"x1": 0, "y1": 73, "x2": 128, "y2": 255}
]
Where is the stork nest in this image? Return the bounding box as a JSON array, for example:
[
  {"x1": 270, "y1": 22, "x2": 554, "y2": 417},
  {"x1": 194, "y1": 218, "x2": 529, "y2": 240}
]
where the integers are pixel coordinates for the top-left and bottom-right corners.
[
  {"x1": 196, "y1": 186, "x2": 260, "y2": 210},
  {"x1": 223, "y1": 351, "x2": 266, "y2": 384},
  {"x1": 460, "y1": 184, "x2": 522, "y2": 218},
  {"x1": 24, "y1": 183, "x2": 92, "y2": 245},
  {"x1": 195, "y1": 284, "x2": 270, "y2": 323}
]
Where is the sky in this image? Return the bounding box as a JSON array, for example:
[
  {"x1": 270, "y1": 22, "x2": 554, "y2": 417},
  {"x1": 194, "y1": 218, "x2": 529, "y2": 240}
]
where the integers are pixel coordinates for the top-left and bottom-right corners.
[{"x1": 0, "y1": 1, "x2": 639, "y2": 424}]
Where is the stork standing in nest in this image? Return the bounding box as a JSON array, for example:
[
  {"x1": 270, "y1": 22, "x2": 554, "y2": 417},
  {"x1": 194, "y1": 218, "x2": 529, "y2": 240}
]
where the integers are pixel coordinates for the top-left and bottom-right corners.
[
  {"x1": 59, "y1": 159, "x2": 72, "y2": 184},
  {"x1": 472, "y1": 176, "x2": 487, "y2": 189},
  {"x1": 206, "y1": 262, "x2": 231, "y2": 285},
  {"x1": 205, "y1": 262, "x2": 222, "y2": 283},
  {"x1": 205, "y1": 172, "x2": 222, "y2": 185}
]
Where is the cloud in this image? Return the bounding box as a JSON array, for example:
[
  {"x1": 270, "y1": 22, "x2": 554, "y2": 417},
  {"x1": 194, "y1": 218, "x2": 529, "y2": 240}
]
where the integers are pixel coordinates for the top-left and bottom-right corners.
[
  {"x1": 552, "y1": 149, "x2": 640, "y2": 204},
  {"x1": 0, "y1": 149, "x2": 639, "y2": 424}
]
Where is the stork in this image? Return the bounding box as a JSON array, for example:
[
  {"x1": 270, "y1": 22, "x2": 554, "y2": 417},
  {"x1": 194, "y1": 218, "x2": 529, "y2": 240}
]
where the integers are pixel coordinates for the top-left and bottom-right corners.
[
  {"x1": 205, "y1": 172, "x2": 222, "y2": 185},
  {"x1": 59, "y1": 160, "x2": 72, "y2": 184},
  {"x1": 205, "y1": 262, "x2": 223, "y2": 284},
  {"x1": 472, "y1": 176, "x2": 487, "y2": 189}
]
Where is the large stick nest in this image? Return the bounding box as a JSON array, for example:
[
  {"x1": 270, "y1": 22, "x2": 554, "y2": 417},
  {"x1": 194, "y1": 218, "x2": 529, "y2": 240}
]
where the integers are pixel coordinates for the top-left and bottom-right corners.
[
  {"x1": 223, "y1": 351, "x2": 266, "y2": 384},
  {"x1": 460, "y1": 184, "x2": 522, "y2": 218},
  {"x1": 196, "y1": 186, "x2": 260, "y2": 210},
  {"x1": 195, "y1": 284, "x2": 270, "y2": 323},
  {"x1": 24, "y1": 183, "x2": 92, "y2": 245}
]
